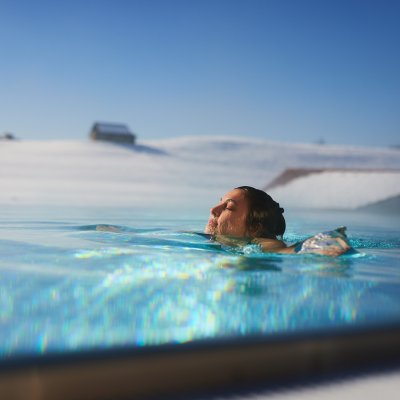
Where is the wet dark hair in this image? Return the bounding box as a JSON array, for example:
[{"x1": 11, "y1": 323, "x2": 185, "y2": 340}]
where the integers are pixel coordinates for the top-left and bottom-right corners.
[{"x1": 236, "y1": 186, "x2": 286, "y2": 239}]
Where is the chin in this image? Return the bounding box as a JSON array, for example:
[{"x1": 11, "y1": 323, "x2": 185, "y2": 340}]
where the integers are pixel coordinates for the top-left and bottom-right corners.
[
  {"x1": 205, "y1": 226, "x2": 217, "y2": 235},
  {"x1": 205, "y1": 218, "x2": 218, "y2": 235},
  {"x1": 204, "y1": 224, "x2": 212, "y2": 234}
]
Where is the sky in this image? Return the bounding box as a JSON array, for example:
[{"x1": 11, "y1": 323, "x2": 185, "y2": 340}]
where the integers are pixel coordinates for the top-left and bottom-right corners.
[{"x1": 0, "y1": 0, "x2": 399, "y2": 147}]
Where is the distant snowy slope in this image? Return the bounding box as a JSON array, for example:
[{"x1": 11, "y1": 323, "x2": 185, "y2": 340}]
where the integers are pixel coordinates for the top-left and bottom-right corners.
[
  {"x1": 267, "y1": 170, "x2": 400, "y2": 210},
  {"x1": 1, "y1": 136, "x2": 400, "y2": 212}
]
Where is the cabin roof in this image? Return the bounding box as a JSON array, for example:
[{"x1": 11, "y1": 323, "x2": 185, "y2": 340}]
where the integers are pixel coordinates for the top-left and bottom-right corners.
[{"x1": 93, "y1": 123, "x2": 133, "y2": 135}]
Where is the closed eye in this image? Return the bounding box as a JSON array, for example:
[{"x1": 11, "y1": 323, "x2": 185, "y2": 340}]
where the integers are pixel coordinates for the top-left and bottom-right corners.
[{"x1": 224, "y1": 201, "x2": 235, "y2": 211}]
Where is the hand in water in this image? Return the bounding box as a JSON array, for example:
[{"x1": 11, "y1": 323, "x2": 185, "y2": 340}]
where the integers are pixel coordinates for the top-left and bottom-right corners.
[
  {"x1": 95, "y1": 225, "x2": 123, "y2": 233},
  {"x1": 296, "y1": 227, "x2": 351, "y2": 257}
]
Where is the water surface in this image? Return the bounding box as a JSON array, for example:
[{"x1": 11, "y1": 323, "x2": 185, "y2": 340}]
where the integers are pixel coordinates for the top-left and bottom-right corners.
[{"x1": 1, "y1": 206, "x2": 399, "y2": 359}]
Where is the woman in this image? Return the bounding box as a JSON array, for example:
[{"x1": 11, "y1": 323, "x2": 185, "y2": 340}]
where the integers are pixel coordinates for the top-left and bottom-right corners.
[{"x1": 205, "y1": 186, "x2": 351, "y2": 257}]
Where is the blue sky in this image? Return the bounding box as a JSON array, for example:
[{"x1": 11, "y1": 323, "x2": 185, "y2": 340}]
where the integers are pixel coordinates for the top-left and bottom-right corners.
[{"x1": 1, "y1": 0, "x2": 399, "y2": 146}]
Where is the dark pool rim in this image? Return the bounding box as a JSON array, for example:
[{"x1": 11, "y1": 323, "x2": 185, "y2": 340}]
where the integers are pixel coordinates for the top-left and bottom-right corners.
[{"x1": 1, "y1": 321, "x2": 400, "y2": 399}]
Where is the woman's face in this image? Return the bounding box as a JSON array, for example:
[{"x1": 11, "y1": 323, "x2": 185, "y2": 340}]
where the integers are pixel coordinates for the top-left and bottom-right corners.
[{"x1": 204, "y1": 189, "x2": 250, "y2": 237}]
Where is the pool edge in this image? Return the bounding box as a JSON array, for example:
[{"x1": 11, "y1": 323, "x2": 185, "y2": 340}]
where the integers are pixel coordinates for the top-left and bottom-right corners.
[{"x1": 1, "y1": 323, "x2": 400, "y2": 399}]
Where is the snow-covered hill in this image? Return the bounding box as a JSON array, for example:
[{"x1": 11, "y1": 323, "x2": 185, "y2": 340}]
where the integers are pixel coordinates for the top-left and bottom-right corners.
[
  {"x1": 267, "y1": 169, "x2": 400, "y2": 210},
  {"x1": 1, "y1": 136, "x2": 400, "y2": 213}
]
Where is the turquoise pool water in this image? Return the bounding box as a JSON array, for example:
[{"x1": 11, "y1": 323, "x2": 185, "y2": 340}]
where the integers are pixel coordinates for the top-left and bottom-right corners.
[{"x1": 1, "y1": 206, "x2": 399, "y2": 359}]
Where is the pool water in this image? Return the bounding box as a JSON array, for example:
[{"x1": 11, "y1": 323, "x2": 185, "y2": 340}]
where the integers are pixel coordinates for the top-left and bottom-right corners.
[{"x1": 1, "y1": 206, "x2": 399, "y2": 360}]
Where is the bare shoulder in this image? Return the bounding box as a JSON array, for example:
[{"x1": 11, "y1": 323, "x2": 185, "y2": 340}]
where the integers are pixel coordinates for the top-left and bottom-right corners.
[{"x1": 252, "y1": 237, "x2": 292, "y2": 253}]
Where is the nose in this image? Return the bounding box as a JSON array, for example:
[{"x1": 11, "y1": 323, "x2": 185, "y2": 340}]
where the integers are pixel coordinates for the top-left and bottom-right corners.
[{"x1": 211, "y1": 203, "x2": 223, "y2": 217}]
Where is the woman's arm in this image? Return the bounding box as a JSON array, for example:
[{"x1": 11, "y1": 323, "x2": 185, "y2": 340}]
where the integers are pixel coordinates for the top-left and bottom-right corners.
[{"x1": 254, "y1": 227, "x2": 351, "y2": 257}]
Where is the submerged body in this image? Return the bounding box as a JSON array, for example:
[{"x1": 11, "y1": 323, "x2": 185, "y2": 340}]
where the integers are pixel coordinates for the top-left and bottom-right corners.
[{"x1": 205, "y1": 187, "x2": 351, "y2": 257}]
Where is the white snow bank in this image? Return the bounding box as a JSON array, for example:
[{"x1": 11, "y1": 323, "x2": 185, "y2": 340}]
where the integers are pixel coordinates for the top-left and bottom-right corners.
[
  {"x1": 268, "y1": 170, "x2": 400, "y2": 210},
  {"x1": 1, "y1": 136, "x2": 400, "y2": 212}
]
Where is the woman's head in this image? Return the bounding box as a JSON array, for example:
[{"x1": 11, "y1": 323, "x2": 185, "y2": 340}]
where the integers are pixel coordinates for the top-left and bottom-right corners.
[
  {"x1": 236, "y1": 186, "x2": 285, "y2": 238},
  {"x1": 204, "y1": 186, "x2": 286, "y2": 238}
]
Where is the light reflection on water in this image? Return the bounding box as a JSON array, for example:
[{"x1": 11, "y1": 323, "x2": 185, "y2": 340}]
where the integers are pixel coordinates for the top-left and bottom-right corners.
[{"x1": 0, "y1": 206, "x2": 399, "y2": 359}]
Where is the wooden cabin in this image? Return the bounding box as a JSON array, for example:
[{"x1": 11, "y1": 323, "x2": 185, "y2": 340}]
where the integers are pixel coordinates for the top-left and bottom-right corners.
[{"x1": 90, "y1": 123, "x2": 136, "y2": 144}]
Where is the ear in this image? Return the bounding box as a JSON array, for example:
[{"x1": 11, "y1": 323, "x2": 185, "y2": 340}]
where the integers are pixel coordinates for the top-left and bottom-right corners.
[{"x1": 246, "y1": 223, "x2": 262, "y2": 238}]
